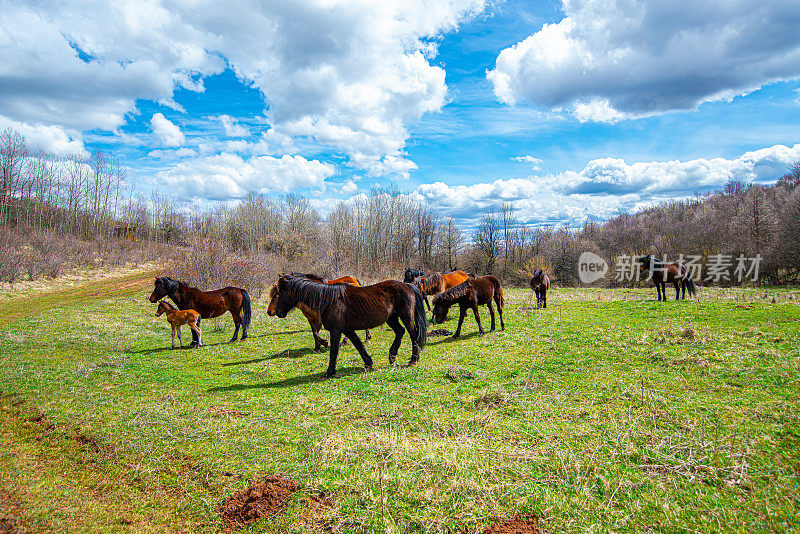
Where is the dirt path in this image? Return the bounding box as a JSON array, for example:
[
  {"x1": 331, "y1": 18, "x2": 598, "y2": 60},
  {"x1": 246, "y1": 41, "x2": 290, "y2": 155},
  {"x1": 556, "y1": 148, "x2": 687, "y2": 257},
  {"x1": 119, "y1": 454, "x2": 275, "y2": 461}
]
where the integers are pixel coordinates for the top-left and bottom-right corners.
[{"x1": 0, "y1": 270, "x2": 156, "y2": 330}]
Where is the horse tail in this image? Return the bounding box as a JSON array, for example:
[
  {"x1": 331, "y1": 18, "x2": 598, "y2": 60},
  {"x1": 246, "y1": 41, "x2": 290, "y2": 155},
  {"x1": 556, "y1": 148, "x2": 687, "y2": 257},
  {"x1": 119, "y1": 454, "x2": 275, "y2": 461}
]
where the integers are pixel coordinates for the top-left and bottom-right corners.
[
  {"x1": 498, "y1": 281, "x2": 505, "y2": 308},
  {"x1": 355, "y1": 278, "x2": 363, "y2": 287},
  {"x1": 410, "y1": 284, "x2": 428, "y2": 349},
  {"x1": 241, "y1": 288, "x2": 252, "y2": 328}
]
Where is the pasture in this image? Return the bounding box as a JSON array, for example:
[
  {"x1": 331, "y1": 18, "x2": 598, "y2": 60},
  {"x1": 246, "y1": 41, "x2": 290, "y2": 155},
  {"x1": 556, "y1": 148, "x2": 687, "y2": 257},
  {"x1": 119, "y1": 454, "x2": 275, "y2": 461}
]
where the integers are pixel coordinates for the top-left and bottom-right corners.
[{"x1": 0, "y1": 276, "x2": 799, "y2": 533}]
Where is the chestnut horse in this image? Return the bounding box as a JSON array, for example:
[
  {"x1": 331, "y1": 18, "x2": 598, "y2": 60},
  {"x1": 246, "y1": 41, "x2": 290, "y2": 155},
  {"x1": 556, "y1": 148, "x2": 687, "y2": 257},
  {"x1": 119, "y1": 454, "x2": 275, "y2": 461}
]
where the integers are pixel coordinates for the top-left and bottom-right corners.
[
  {"x1": 529, "y1": 270, "x2": 550, "y2": 308},
  {"x1": 273, "y1": 275, "x2": 427, "y2": 378},
  {"x1": 148, "y1": 277, "x2": 251, "y2": 344},
  {"x1": 267, "y1": 273, "x2": 371, "y2": 351},
  {"x1": 412, "y1": 270, "x2": 472, "y2": 310},
  {"x1": 431, "y1": 275, "x2": 505, "y2": 338},
  {"x1": 156, "y1": 300, "x2": 201, "y2": 349},
  {"x1": 638, "y1": 255, "x2": 698, "y2": 301}
]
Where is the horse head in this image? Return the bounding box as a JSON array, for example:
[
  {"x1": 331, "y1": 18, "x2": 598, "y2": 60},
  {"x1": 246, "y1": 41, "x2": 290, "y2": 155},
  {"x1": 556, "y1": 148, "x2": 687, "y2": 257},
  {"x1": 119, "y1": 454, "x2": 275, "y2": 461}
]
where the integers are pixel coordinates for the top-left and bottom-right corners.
[
  {"x1": 637, "y1": 255, "x2": 652, "y2": 270},
  {"x1": 275, "y1": 276, "x2": 300, "y2": 318},
  {"x1": 430, "y1": 294, "x2": 451, "y2": 325},
  {"x1": 266, "y1": 283, "x2": 279, "y2": 316},
  {"x1": 149, "y1": 277, "x2": 180, "y2": 303}
]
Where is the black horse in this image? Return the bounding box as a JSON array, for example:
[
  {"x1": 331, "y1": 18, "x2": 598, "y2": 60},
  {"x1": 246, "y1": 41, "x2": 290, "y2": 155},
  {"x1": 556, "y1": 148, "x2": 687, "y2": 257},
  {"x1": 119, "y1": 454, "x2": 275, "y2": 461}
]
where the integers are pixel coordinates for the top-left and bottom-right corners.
[
  {"x1": 529, "y1": 270, "x2": 550, "y2": 308},
  {"x1": 149, "y1": 277, "x2": 251, "y2": 344},
  {"x1": 273, "y1": 275, "x2": 427, "y2": 377},
  {"x1": 431, "y1": 275, "x2": 505, "y2": 337},
  {"x1": 637, "y1": 255, "x2": 698, "y2": 301},
  {"x1": 403, "y1": 268, "x2": 425, "y2": 283}
]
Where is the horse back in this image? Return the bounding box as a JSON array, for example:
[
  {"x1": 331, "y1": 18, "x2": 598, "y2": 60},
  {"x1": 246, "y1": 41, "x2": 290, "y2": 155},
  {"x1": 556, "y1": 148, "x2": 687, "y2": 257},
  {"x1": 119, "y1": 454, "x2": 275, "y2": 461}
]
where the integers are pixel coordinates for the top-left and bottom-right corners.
[{"x1": 473, "y1": 275, "x2": 501, "y2": 305}]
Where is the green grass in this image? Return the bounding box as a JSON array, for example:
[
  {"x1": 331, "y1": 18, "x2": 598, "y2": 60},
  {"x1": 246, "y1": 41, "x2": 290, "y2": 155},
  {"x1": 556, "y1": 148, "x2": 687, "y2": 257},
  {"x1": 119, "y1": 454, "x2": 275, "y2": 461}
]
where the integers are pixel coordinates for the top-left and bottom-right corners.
[{"x1": 1, "y1": 279, "x2": 799, "y2": 533}]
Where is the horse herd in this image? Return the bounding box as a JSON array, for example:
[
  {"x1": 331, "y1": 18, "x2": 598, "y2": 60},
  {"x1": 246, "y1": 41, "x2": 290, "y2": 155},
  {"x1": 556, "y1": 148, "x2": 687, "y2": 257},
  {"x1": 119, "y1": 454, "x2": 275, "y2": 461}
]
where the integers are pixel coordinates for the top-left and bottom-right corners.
[{"x1": 146, "y1": 254, "x2": 697, "y2": 377}]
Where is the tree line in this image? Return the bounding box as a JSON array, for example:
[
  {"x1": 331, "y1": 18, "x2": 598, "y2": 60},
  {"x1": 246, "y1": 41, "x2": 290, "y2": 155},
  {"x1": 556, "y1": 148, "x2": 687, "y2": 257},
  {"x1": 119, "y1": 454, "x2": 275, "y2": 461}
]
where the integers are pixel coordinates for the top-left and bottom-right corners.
[{"x1": 2, "y1": 126, "x2": 799, "y2": 286}]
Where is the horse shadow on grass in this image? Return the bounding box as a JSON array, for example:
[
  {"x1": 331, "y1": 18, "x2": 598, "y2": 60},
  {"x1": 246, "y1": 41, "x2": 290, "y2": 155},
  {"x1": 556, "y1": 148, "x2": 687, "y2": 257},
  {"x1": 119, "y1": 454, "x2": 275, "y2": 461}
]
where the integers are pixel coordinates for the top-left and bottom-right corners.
[
  {"x1": 431, "y1": 331, "x2": 483, "y2": 345},
  {"x1": 207, "y1": 366, "x2": 365, "y2": 392},
  {"x1": 221, "y1": 347, "x2": 316, "y2": 366}
]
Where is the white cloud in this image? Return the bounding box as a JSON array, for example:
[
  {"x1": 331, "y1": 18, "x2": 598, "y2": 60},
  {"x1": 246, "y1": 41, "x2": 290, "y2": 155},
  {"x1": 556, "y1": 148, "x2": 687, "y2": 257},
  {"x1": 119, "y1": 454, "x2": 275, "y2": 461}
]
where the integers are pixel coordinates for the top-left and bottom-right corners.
[
  {"x1": 150, "y1": 113, "x2": 185, "y2": 147},
  {"x1": 513, "y1": 155, "x2": 543, "y2": 170},
  {"x1": 488, "y1": 0, "x2": 800, "y2": 120},
  {"x1": 218, "y1": 115, "x2": 249, "y2": 138},
  {"x1": 414, "y1": 143, "x2": 800, "y2": 226},
  {"x1": 1, "y1": 1, "x2": 488, "y2": 174},
  {"x1": 156, "y1": 153, "x2": 336, "y2": 201},
  {"x1": 0, "y1": 116, "x2": 87, "y2": 157}
]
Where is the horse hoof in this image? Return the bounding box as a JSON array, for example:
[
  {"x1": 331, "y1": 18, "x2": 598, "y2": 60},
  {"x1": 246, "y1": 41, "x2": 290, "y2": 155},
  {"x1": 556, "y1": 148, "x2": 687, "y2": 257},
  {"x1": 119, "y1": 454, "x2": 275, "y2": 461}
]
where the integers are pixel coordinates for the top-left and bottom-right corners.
[
  {"x1": 364, "y1": 366, "x2": 373, "y2": 372},
  {"x1": 408, "y1": 359, "x2": 419, "y2": 367}
]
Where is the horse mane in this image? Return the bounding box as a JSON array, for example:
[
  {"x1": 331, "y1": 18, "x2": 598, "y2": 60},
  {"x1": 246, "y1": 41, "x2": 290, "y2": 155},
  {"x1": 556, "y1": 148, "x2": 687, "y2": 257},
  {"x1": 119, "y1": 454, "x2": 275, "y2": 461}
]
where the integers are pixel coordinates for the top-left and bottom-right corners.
[
  {"x1": 158, "y1": 276, "x2": 182, "y2": 294},
  {"x1": 282, "y1": 275, "x2": 346, "y2": 312},
  {"x1": 268, "y1": 283, "x2": 278, "y2": 300},
  {"x1": 292, "y1": 272, "x2": 326, "y2": 283},
  {"x1": 433, "y1": 279, "x2": 471, "y2": 304}
]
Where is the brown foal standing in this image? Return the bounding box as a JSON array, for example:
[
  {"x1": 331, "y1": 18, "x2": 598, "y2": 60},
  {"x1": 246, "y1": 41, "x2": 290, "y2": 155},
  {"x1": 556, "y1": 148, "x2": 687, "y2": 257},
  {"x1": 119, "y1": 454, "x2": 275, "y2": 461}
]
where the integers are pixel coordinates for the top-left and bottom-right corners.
[{"x1": 156, "y1": 300, "x2": 202, "y2": 349}]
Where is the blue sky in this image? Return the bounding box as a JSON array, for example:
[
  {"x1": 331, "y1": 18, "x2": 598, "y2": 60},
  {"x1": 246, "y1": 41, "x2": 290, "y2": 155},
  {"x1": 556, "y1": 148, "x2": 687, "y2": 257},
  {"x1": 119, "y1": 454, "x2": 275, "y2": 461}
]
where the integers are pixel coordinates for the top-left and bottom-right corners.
[{"x1": 3, "y1": 0, "x2": 800, "y2": 227}]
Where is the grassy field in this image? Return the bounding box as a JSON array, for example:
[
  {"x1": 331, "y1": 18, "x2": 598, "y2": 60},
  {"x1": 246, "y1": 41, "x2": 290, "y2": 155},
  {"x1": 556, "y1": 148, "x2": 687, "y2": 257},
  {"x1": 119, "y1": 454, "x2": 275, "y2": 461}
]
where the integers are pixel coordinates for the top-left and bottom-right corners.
[{"x1": 0, "y1": 275, "x2": 799, "y2": 533}]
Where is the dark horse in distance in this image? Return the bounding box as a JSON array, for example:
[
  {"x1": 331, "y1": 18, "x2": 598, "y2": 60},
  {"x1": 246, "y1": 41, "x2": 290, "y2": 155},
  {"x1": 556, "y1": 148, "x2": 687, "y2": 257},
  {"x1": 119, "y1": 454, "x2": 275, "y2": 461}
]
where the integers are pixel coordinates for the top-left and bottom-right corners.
[
  {"x1": 273, "y1": 275, "x2": 427, "y2": 378},
  {"x1": 638, "y1": 255, "x2": 698, "y2": 301},
  {"x1": 403, "y1": 268, "x2": 425, "y2": 283},
  {"x1": 149, "y1": 277, "x2": 251, "y2": 344},
  {"x1": 529, "y1": 270, "x2": 550, "y2": 308},
  {"x1": 431, "y1": 275, "x2": 505, "y2": 338}
]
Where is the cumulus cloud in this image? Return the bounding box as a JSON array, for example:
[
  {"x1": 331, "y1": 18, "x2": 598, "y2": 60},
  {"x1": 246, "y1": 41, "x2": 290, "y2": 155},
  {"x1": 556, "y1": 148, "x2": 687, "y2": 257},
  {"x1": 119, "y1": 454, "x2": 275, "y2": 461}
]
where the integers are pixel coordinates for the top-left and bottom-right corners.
[
  {"x1": 150, "y1": 113, "x2": 185, "y2": 147},
  {"x1": 0, "y1": 117, "x2": 87, "y2": 157},
  {"x1": 488, "y1": 0, "x2": 800, "y2": 121},
  {"x1": 218, "y1": 115, "x2": 249, "y2": 138},
  {"x1": 414, "y1": 143, "x2": 800, "y2": 226},
  {"x1": 156, "y1": 153, "x2": 336, "y2": 201},
  {"x1": 1, "y1": 0, "x2": 488, "y2": 173}
]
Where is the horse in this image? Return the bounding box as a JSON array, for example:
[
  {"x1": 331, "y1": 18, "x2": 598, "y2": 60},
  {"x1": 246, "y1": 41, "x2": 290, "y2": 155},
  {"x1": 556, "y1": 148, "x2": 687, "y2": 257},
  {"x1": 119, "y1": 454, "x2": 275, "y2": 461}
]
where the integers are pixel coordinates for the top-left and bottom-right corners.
[
  {"x1": 412, "y1": 270, "x2": 472, "y2": 311},
  {"x1": 529, "y1": 270, "x2": 551, "y2": 308},
  {"x1": 403, "y1": 268, "x2": 425, "y2": 283},
  {"x1": 637, "y1": 255, "x2": 698, "y2": 301},
  {"x1": 431, "y1": 275, "x2": 505, "y2": 338},
  {"x1": 267, "y1": 273, "x2": 371, "y2": 351},
  {"x1": 148, "y1": 277, "x2": 251, "y2": 344},
  {"x1": 156, "y1": 300, "x2": 201, "y2": 349},
  {"x1": 273, "y1": 275, "x2": 427, "y2": 378}
]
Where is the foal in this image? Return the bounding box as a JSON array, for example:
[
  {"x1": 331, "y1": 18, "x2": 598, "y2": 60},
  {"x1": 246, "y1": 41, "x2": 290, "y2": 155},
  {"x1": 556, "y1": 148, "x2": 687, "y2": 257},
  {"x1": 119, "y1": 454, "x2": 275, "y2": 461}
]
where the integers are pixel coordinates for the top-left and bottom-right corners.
[
  {"x1": 156, "y1": 300, "x2": 202, "y2": 349},
  {"x1": 431, "y1": 275, "x2": 505, "y2": 338}
]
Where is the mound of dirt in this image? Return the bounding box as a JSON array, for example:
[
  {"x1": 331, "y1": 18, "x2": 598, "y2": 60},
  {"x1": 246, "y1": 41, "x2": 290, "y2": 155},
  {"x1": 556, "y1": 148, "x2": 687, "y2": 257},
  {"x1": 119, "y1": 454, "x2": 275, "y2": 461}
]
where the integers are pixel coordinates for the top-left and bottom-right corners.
[
  {"x1": 219, "y1": 475, "x2": 301, "y2": 532},
  {"x1": 483, "y1": 514, "x2": 541, "y2": 534}
]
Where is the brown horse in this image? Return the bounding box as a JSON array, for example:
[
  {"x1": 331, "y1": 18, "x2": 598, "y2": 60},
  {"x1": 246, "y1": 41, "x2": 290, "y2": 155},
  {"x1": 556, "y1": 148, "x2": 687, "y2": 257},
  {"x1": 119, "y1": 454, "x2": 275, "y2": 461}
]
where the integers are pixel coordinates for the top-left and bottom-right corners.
[
  {"x1": 148, "y1": 277, "x2": 251, "y2": 344},
  {"x1": 529, "y1": 270, "x2": 551, "y2": 308},
  {"x1": 638, "y1": 255, "x2": 698, "y2": 301},
  {"x1": 431, "y1": 275, "x2": 505, "y2": 338},
  {"x1": 156, "y1": 300, "x2": 202, "y2": 349},
  {"x1": 273, "y1": 275, "x2": 427, "y2": 378},
  {"x1": 413, "y1": 270, "x2": 472, "y2": 310},
  {"x1": 267, "y1": 273, "x2": 371, "y2": 351}
]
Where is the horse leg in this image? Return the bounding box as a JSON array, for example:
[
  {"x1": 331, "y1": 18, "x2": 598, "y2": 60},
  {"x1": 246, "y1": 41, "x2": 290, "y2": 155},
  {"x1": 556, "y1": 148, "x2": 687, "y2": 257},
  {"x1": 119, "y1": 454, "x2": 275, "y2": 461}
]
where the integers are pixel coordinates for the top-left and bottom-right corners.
[
  {"x1": 386, "y1": 316, "x2": 404, "y2": 365},
  {"x1": 171, "y1": 326, "x2": 176, "y2": 349},
  {"x1": 365, "y1": 329, "x2": 372, "y2": 341},
  {"x1": 674, "y1": 281, "x2": 680, "y2": 301},
  {"x1": 190, "y1": 317, "x2": 201, "y2": 346},
  {"x1": 487, "y1": 301, "x2": 496, "y2": 332},
  {"x1": 424, "y1": 294, "x2": 431, "y2": 311},
  {"x1": 177, "y1": 326, "x2": 183, "y2": 349},
  {"x1": 344, "y1": 330, "x2": 373, "y2": 371},
  {"x1": 230, "y1": 313, "x2": 240, "y2": 342},
  {"x1": 325, "y1": 330, "x2": 342, "y2": 378},
  {"x1": 189, "y1": 323, "x2": 202, "y2": 347},
  {"x1": 473, "y1": 304, "x2": 484, "y2": 336},
  {"x1": 397, "y1": 312, "x2": 419, "y2": 366},
  {"x1": 655, "y1": 283, "x2": 661, "y2": 301},
  {"x1": 661, "y1": 282, "x2": 668, "y2": 302},
  {"x1": 453, "y1": 305, "x2": 467, "y2": 338},
  {"x1": 542, "y1": 288, "x2": 547, "y2": 309}
]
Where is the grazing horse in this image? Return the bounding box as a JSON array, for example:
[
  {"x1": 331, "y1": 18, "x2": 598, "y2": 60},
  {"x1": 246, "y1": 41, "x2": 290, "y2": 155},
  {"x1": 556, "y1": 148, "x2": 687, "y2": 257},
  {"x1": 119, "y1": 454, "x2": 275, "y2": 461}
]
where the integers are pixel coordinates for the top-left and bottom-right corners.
[
  {"x1": 403, "y1": 268, "x2": 425, "y2": 283},
  {"x1": 529, "y1": 270, "x2": 551, "y2": 308},
  {"x1": 431, "y1": 275, "x2": 505, "y2": 338},
  {"x1": 156, "y1": 300, "x2": 201, "y2": 349},
  {"x1": 148, "y1": 277, "x2": 251, "y2": 344},
  {"x1": 638, "y1": 255, "x2": 698, "y2": 301},
  {"x1": 412, "y1": 270, "x2": 472, "y2": 311},
  {"x1": 273, "y1": 275, "x2": 427, "y2": 378},
  {"x1": 267, "y1": 273, "x2": 371, "y2": 351}
]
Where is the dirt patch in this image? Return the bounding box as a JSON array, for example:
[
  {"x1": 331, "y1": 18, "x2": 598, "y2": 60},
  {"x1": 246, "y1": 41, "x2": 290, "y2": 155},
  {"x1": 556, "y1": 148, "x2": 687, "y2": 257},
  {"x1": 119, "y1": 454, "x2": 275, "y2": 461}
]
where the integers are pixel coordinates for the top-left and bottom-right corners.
[
  {"x1": 429, "y1": 329, "x2": 453, "y2": 337},
  {"x1": 219, "y1": 475, "x2": 301, "y2": 532},
  {"x1": 484, "y1": 514, "x2": 541, "y2": 534}
]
